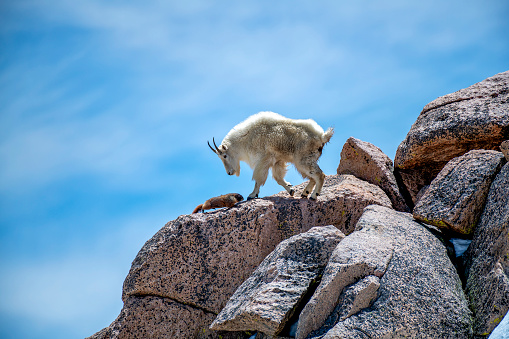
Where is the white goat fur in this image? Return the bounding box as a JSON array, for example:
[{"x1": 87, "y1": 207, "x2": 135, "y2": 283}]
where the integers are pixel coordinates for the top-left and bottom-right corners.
[{"x1": 210, "y1": 111, "x2": 334, "y2": 200}]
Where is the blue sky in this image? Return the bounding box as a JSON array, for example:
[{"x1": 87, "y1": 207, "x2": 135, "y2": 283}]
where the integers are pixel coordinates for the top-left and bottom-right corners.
[{"x1": 0, "y1": 1, "x2": 508, "y2": 338}]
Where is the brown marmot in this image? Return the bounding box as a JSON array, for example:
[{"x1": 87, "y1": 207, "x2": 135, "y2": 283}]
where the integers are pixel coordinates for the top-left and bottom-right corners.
[{"x1": 192, "y1": 193, "x2": 244, "y2": 213}]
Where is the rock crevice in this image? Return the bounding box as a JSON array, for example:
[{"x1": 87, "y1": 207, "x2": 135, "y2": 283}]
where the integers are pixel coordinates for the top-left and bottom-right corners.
[
  {"x1": 128, "y1": 293, "x2": 218, "y2": 316},
  {"x1": 297, "y1": 205, "x2": 471, "y2": 339},
  {"x1": 210, "y1": 226, "x2": 345, "y2": 336}
]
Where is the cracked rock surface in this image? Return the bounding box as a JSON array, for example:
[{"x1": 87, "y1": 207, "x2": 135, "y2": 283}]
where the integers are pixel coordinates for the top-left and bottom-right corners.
[
  {"x1": 87, "y1": 296, "x2": 218, "y2": 339},
  {"x1": 307, "y1": 275, "x2": 380, "y2": 338},
  {"x1": 210, "y1": 226, "x2": 344, "y2": 336},
  {"x1": 297, "y1": 205, "x2": 473, "y2": 339},
  {"x1": 88, "y1": 175, "x2": 391, "y2": 339}
]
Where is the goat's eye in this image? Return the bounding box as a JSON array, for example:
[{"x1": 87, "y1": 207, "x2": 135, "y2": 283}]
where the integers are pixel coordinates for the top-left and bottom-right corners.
[{"x1": 223, "y1": 155, "x2": 227, "y2": 159}]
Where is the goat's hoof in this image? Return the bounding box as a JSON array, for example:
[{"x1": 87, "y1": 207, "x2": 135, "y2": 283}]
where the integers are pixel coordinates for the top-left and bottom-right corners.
[
  {"x1": 309, "y1": 193, "x2": 319, "y2": 201},
  {"x1": 247, "y1": 195, "x2": 258, "y2": 201},
  {"x1": 289, "y1": 187, "x2": 295, "y2": 196}
]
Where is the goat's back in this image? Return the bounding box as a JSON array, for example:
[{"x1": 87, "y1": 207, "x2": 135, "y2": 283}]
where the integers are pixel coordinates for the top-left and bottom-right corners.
[{"x1": 226, "y1": 112, "x2": 325, "y2": 154}]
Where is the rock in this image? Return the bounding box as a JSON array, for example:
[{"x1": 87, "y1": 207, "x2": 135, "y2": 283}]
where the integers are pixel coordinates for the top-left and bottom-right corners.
[
  {"x1": 489, "y1": 311, "x2": 509, "y2": 339},
  {"x1": 296, "y1": 205, "x2": 472, "y2": 339},
  {"x1": 501, "y1": 140, "x2": 509, "y2": 161},
  {"x1": 210, "y1": 226, "x2": 345, "y2": 336},
  {"x1": 395, "y1": 70, "x2": 509, "y2": 204},
  {"x1": 270, "y1": 175, "x2": 392, "y2": 236},
  {"x1": 86, "y1": 296, "x2": 220, "y2": 339},
  {"x1": 413, "y1": 149, "x2": 505, "y2": 235},
  {"x1": 89, "y1": 175, "x2": 392, "y2": 338},
  {"x1": 295, "y1": 208, "x2": 394, "y2": 339},
  {"x1": 337, "y1": 137, "x2": 410, "y2": 212},
  {"x1": 414, "y1": 184, "x2": 429, "y2": 204},
  {"x1": 307, "y1": 275, "x2": 380, "y2": 338},
  {"x1": 463, "y1": 162, "x2": 509, "y2": 336}
]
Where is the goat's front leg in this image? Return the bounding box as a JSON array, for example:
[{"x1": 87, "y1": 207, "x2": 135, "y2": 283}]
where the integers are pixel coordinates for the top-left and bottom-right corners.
[
  {"x1": 248, "y1": 160, "x2": 271, "y2": 200},
  {"x1": 248, "y1": 182, "x2": 262, "y2": 200},
  {"x1": 309, "y1": 171, "x2": 326, "y2": 200}
]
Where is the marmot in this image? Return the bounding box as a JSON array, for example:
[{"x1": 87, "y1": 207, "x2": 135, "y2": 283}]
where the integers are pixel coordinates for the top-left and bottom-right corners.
[{"x1": 192, "y1": 193, "x2": 244, "y2": 213}]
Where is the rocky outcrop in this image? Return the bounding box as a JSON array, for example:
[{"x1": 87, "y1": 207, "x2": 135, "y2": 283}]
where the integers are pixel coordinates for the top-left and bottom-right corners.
[
  {"x1": 210, "y1": 226, "x2": 344, "y2": 336},
  {"x1": 413, "y1": 150, "x2": 505, "y2": 235},
  {"x1": 88, "y1": 71, "x2": 509, "y2": 339},
  {"x1": 395, "y1": 70, "x2": 509, "y2": 203},
  {"x1": 296, "y1": 205, "x2": 472, "y2": 339},
  {"x1": 463, "y1": 162, "x2": 509, "y2": 336},
  {"x1": 337, "y1": 136, "x2": 410, "y2": 212},
  {"x1": 89, "y1": 175, "x2": 391, "y2": 339}
]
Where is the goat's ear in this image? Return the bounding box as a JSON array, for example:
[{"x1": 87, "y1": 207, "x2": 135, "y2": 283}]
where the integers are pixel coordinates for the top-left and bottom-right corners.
[{"x1": 221, "y1": 145, "x2": 228, "y2": 152}]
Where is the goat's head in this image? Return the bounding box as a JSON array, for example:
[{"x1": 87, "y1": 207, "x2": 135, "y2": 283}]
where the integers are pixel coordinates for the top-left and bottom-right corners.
[{"x1": 208, "y1": 138, "x2": 240, "y2": 176}]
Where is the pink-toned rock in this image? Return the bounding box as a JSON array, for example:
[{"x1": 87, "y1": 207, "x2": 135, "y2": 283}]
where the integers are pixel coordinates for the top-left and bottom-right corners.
[
  {"x1": 88, "y1": 175, "x2": 392, "y2": 339},
  {"x1": 210, "y1": 226, "x2": 344, "y2": 336},
  {"x1": 122, "y1": 175, "x2": 391, "y2": 312},
  {"x1": 395, "y1": 70, "x2": 509, "y2": 204},
  {"x1": 413, "y1": 150, "x2": 505, "y2": 235},
  {"x1": 337, "y1": 136, "x2": 410, "y2": 212},
  {"x1": 297, "y1": 205, "x2": 472, "y2": 339},
  {"x1": 86, "y1": 296, "x2": 219, "y2": 339}
]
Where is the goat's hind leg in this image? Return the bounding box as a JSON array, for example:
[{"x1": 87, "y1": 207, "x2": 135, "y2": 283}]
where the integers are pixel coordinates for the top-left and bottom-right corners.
[
  {"x1": 272, "y1": 161, "x2": 294, "y2": 196},
  {"x1": 296, "y1": 156, "x2": 325, "y2": 200},
  {"x1": 300, "y1": 178, "x2": 316, "y2": 198}
]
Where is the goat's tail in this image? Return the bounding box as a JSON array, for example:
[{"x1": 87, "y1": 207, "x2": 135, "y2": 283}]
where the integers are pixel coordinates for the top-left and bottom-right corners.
[
  {"x1": 192, "y1": 204, "x2": 203, "y2": 214},
  {"x1": 322, "y1": 127, "x2": 334, "y2": 144}
]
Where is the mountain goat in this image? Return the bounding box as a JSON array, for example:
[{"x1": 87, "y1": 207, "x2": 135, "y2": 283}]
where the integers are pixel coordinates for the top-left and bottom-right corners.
[{"x1": 208, "y1": 112, "x2": 334, "y2": 200}]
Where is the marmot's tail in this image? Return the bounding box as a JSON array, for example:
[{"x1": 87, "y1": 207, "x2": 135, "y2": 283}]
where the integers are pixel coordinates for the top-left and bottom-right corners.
[
  {"x1": 322, "y1": 127, "x2": 334, "y2": 144},
  {"x1": 192, "y1": 204, "x2": 203, "y2": 214}
]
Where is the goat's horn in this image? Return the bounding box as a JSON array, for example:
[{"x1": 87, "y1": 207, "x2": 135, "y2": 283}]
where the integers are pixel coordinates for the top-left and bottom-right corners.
[
  {"x1": 208, "y1": 140, "x2": 218, "y2": 154},
  {"x1": 213, "y1": 137, "x2": 221, "y2": 152}
]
